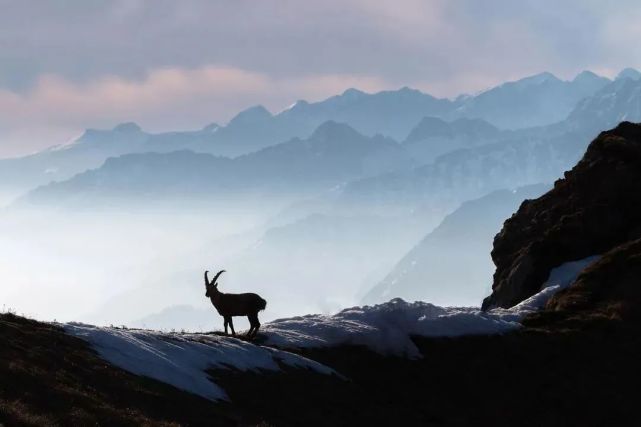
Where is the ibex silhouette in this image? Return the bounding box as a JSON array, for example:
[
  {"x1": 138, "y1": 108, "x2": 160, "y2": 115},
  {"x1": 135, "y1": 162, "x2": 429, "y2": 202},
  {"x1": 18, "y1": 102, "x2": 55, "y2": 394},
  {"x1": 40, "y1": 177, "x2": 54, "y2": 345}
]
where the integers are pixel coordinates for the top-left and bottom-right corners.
[{"x1": 204, "y1": 270, "x2": 267, "y2": 338}]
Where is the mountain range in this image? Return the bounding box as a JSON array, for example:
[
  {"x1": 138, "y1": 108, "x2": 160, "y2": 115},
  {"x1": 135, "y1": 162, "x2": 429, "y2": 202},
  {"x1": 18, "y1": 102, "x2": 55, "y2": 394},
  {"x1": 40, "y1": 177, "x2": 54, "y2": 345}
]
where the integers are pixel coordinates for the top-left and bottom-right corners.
[
  {"x1": 340, "y1": 72, "x2": 641, "y2": 216},
  {"x1": 17, "y1": 121, "x2": 413, "y2": 208},
  {"x1": 0, "y1": 69, "x2": 633, "y2": 199}
]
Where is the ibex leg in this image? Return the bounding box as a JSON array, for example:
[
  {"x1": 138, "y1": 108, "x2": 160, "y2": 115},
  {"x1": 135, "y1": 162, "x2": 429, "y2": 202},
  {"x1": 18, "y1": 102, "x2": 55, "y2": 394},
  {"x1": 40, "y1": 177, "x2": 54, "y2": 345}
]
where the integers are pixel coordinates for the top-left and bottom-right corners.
[
  {"x1": 228, "y1": 317, "x2": 236, "y2": 336},
  {"x1": 246, "y1": 315, "x2": 255, "y2": 337},
  {"x1": 248, "y1": 313, "x2": 260, "y2": 338}
]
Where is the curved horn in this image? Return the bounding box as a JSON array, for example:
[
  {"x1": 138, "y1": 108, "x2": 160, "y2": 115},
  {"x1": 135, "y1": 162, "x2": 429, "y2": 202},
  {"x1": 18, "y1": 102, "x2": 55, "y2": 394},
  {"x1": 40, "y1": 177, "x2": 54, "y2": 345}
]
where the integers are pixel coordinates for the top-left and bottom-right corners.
[
  {"x1": 211, "y1": 269, "x2": 226, "y2": 285},
  {"x1": 204, "y1": 270, "x2": 210, "y2": 286}
]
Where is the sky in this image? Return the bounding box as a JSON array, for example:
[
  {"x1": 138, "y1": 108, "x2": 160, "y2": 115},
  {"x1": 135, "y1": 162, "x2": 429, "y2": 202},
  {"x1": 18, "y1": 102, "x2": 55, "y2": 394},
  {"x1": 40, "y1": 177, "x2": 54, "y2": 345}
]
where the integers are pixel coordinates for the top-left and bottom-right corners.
[{"x1": 1, "y1": 0, "x2": 641, "y2": 157}]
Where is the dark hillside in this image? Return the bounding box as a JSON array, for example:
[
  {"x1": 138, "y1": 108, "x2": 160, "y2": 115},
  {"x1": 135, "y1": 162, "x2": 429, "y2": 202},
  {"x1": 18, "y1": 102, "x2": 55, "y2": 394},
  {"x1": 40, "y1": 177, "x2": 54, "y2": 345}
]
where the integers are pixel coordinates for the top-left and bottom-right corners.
[{"x1": 0, "y1": 313, "x2": 240, "y2": 426}]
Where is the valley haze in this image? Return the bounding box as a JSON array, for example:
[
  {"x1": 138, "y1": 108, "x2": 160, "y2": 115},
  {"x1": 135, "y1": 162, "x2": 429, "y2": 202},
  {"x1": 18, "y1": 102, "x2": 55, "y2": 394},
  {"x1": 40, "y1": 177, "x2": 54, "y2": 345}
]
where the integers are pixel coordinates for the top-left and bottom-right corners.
[{"x1": 1, "y1": 68, "x2": 641, "y2": 331}]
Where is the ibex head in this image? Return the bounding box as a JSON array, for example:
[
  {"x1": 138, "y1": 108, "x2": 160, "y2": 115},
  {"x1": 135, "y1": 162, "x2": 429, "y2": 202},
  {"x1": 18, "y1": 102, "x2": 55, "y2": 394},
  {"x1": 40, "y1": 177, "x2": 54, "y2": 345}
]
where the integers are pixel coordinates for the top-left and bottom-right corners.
[{"x1": 204, "y1": 269, "x2": 225, "y2": 297}]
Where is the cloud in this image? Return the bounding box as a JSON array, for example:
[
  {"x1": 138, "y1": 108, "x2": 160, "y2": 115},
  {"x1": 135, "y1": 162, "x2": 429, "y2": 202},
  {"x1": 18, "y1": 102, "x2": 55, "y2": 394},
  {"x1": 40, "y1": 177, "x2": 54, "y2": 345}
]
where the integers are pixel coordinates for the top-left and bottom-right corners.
[
  {"x1": 2, "y1": 0, "x2": 637, "y2": 90},
  {"x1": 1, "y1": 0, "x2": 641, "y2": 155}
]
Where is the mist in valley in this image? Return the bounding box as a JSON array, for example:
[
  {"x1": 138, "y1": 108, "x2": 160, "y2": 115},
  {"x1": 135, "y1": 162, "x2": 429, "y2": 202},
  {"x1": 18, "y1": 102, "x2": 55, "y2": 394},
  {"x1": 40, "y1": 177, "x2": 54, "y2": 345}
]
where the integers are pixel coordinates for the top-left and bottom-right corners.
[
  {"x1": 2, "y1": 66, "x2": 641, "y2": 332},
  {"x1": 0, "y1": 197, "x2": 442, "y2": 331}
]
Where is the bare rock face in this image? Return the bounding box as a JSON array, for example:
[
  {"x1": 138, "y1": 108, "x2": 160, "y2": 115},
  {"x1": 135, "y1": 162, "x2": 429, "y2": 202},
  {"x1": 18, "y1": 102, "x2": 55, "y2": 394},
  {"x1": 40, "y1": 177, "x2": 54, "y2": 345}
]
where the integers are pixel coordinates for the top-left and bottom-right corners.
[{"x1": 482, "y1": 121, "x2": 641, "y2": 309}]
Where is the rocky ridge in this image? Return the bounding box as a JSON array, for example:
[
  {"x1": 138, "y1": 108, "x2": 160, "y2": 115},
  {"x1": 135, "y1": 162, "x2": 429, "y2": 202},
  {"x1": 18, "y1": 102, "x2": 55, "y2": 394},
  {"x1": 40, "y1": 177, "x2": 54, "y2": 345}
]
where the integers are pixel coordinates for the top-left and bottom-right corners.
[{"x1": 484, "y1": 122, "x2": 641, "y2": 309}]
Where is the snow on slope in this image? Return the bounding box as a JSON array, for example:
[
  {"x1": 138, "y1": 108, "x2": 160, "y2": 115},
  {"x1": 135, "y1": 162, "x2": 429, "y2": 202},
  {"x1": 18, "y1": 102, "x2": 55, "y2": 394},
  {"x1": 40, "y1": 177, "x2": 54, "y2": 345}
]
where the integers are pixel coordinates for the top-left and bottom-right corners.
[
  {"x1": 64, "y1": 256, "x2": 598, "y2": 401},
  {"x1": 263, "y1": 255, "x2": 600, "y2": 357},
  {"x1": 64, "y1": 325, "x2": 335, "y2": 401}
]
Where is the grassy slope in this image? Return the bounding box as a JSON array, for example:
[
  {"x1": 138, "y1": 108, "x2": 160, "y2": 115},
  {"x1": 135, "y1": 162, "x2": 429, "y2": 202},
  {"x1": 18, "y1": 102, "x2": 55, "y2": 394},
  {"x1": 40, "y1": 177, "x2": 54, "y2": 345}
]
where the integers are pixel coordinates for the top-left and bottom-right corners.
[{"x1": 0, "y1": 313, "x2": 246, "y2": 426}]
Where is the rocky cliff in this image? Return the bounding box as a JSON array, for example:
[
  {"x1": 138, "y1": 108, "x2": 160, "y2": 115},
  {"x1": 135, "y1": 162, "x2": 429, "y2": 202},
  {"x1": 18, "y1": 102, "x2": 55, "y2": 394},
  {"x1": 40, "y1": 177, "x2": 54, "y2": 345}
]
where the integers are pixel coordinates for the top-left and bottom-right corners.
[
  {"x1": 545, "y1": 237, "x2": 641, "y2": 321},
  {"x1": 483, "y1": 121, "x2": 641, "y2": 309}
]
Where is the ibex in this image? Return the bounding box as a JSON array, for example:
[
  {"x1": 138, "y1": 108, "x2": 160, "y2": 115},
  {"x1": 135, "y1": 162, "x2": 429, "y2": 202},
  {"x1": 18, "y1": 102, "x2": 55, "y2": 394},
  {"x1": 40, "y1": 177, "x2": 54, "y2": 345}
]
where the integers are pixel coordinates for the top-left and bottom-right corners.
[{"x1": 204, "y1": 270, "x2": 267, "y2": 338}]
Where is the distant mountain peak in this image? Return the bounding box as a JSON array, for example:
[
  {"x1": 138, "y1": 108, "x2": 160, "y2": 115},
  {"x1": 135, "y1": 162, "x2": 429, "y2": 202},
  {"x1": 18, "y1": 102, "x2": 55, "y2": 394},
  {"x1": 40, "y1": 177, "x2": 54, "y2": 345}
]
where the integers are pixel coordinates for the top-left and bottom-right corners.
[
  {"x1": 398, "y1": 86, "x2": 420, "y2": 94},
  {"x1": 245, "y1": 104, "x2": 272, "y2": 114},
  {"x1": 202, "y1": 122, "x2": 220, "y2": 133},
  {"x1": 228, "y1": 105, "x2": 273, "y2": 125},
  {"x1": 279, "y1": 99, "x2": 310, "y2": 114},
  {"x1": 450, "y1": 117, "x2": 499, "y2": 132},
  {"x1": 341, "y1": 88, "x2": 366, "y2": 98},
  {"x1": 405, "y1": 116, "x2": 451, "y2": 140},
  {"x1": 404, "y1": 116, "x2": 499, "y2": 144},
  {"x1": 517, "y1": 71, "x2": 560, "y2": 86},
  {"x1": 615, "y1": 68, "x2": 641, "y2": 81},
  {"x1": 572, "y1": 70, "x2": 606, "y2": 83},
  {"x1": 113, "y1": 122, "x2": 142, "y2": 133},
  {"x1": 310, "y1": 120, "x2": 362, "y2": 140}
]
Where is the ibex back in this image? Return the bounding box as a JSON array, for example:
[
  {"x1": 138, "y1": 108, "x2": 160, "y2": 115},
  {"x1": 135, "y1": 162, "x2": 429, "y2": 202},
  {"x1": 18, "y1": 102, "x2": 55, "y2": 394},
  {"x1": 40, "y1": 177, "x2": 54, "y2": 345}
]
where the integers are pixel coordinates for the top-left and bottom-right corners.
[{"x1": 204, "y1": 270, "x2": 267, "y2": 338}]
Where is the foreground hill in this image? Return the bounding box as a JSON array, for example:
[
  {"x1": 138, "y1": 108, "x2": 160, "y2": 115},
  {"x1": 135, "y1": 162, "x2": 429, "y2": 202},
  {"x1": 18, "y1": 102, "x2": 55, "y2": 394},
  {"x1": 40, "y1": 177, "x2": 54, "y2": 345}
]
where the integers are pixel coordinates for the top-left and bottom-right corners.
[
  {"x1": 2, "y1": 253, "x2": 639, "y2": 426},
  {"x1": 0, "y1": 276, "x2": 596, "y2": 426},
  {"x1": 0, "y1": 313, "x2": 241, "y2": 426}
]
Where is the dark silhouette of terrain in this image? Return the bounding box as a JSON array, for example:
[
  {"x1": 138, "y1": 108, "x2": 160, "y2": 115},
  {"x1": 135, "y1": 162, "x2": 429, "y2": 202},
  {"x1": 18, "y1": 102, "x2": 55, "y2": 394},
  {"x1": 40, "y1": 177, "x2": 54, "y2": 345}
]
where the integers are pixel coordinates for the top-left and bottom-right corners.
[{"x1": 484, "y1": 122, "x2": 641, "y2": 309}]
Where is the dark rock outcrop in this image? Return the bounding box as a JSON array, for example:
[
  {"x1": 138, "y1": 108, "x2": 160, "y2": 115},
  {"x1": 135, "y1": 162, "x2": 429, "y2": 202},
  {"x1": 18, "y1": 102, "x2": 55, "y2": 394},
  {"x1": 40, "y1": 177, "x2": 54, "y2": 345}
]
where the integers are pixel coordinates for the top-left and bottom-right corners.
[
  {"x1": 545, "y1": 237, "x2": 641, "y2": 320},
  {"x1": 483, "y1": 121, "x2": 641, "y2": 309}
]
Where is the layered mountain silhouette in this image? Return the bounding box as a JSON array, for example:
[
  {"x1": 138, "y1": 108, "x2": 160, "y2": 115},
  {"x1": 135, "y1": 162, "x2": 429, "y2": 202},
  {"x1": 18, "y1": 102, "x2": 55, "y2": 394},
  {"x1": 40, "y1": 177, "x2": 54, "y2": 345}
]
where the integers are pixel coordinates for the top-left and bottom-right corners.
[
  {"x1": 400, "y1": 117, "x2": 505, "y2": 164},
  {"x1": 362, "y1": 184, "x2": 550, "y2": 306},
  {"x1": 18, "y1": 121, "x2": 413, "y2": 207},
  {"x1": 0, "y1": 69, "x2": 626, "y2": 199},
  {"x1": 341, "y1": 74, "x2": 641, "y2": 216},
  {"x1": 455, "y1": 71, "x2": 610, "y2": 129},
  {"x1": 223, "y1": 213, "x2": 427, "y2": 316},
  {"x1": 15, "y1": 70, "x2": 641, "y2": 216}
]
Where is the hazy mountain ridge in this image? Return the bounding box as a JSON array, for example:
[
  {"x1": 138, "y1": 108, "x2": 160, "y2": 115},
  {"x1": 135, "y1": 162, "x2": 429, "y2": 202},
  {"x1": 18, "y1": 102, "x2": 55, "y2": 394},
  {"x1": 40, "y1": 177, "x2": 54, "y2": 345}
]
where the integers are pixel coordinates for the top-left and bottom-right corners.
[
  {"x1": 0, "y1": 69, "x2": 624, "y2": 200},
  {"x1": 339, "y1": 130, "x2": 586, "y2": 217},
  {"x1": 18, "y1": 121, "x2": 414, "y2": 207},
  {"x1": 341, "y1": 75, "x2": 641, "y2": 216},
  {"x1": 400, "y1": 116, "x2": 506, "y2": 163},
  {"x1": 362, "y1": 184, "x2": 550, "y2": 306},
  {"x1": 455, "y1": 71, "x2": 611, "y2": 129},
  {"x1": 19, "y1": 70, "x2": 641, "y2": 214},
  {"x1": 222, "y1": 212, "x2": 432, "y2": 318}
]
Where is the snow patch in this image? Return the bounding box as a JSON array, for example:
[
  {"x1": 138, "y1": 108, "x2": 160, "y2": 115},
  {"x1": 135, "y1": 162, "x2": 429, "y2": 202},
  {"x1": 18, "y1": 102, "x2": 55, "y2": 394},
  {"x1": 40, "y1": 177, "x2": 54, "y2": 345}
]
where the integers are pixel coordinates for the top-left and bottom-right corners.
[
  {"x1": 541, "y1": 255, "x2": 600, "y2": 289},
  {"x1": 280, "y1": 101, "x2": 299, "y2": 113},
  {"x1": 64, "y1": 324, "x2": 335, "y2": 401},
  {"x1": 262, "y1": 255, "x2": 600, "y2": 357},
  {"x1": 263, "y1": 299, "x2": 515, "y2": 358}
]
